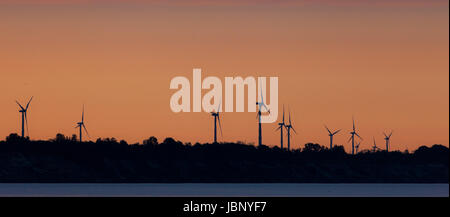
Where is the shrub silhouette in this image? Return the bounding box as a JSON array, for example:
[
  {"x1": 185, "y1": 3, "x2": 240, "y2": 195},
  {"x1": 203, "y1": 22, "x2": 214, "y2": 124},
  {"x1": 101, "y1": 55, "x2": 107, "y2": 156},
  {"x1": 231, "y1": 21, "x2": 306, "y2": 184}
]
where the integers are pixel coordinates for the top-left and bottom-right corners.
[{"x1": 0, "y1": 133, "x2": 447, "y2": 183}]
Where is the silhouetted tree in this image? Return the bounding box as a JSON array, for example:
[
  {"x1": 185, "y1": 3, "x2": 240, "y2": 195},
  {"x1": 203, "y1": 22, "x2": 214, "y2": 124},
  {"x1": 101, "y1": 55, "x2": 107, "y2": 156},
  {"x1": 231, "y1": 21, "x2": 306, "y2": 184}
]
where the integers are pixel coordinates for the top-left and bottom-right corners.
[
  {"x1": 0, "y1": 134, "x2": 448, "y2": 183},
  {"x1": 143, "y1": 136, "x2": 158, "y2": 147},
  {"x1": 6, "y1": 133, "x2": 24, "y2": 143},
  {"x1": 163, "y1": 137, "x2": 176, "y2": 145},
  {"x1": 331, "y1": 145, "x2": 346, "y2": 154},
  {"x1": 54, "y1": 133, "x2": 68, "y2": 143},
  {"x1": 303, "y1": 143, "x2": 325, "y2": 152},
  {"x1": 119, "y1": 140, "x2": 128, "y2": 146},
  {"x1": 414, "y1": 144, "x2": 449, "y2": 164}
]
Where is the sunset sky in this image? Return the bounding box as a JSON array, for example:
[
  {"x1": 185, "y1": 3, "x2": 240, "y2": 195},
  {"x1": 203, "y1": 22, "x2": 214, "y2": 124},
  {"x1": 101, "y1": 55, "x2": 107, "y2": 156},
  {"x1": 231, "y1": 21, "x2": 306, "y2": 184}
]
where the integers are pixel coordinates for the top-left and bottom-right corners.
[{"x1": 0, "y1": 0, "x2": 448, "y2": 152}]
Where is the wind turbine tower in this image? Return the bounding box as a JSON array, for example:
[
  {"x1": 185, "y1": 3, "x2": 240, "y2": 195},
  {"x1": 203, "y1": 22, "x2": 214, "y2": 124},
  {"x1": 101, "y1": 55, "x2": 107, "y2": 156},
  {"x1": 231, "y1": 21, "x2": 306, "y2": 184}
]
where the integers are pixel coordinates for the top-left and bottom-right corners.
[
  {"x1": 211, "y1": 103, "x2": 223, "y2": 144},
  {"x1": 256, "y1": 82, "x2": 270, "y2": 147},
  {"x1": 324, "y1": 125, "x2": 341, "y2": 149},
  {"x1": 276, "y1": 106, "x2": 285, "y2": 149},
  {"x1": 15, "y1": 96, "x2": 33, "y2": 138},
  {"x1": 285, "y1": 109, "x2": 296, "y2": 151},
  {"x1": 348, "y1": 117, "x2": 362, "y2": 155},
  {"x1": 372, "y1": 137, "x2": 378, "y2": 152},
  {"x1": 75, "y1": 105, "x2": 90, "y2": 142},
  {"x1": 384, "y1": 131, "x2": 393, "y2": 152}
]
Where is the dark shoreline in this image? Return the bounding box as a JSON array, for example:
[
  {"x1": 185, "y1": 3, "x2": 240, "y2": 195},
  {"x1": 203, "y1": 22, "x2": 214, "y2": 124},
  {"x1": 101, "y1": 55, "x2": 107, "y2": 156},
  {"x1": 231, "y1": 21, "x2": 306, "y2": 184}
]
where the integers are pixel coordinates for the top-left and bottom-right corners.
[{"x1": 1, "y1": 134, "x2": 448, "y2": 183}]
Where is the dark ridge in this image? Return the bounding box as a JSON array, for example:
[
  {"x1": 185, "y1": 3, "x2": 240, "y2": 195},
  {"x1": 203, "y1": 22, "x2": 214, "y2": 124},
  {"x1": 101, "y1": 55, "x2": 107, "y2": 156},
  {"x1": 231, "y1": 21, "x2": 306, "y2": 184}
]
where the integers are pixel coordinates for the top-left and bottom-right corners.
[{"x1": 0, "y1": 133, "x2": 448, "y2": 183}]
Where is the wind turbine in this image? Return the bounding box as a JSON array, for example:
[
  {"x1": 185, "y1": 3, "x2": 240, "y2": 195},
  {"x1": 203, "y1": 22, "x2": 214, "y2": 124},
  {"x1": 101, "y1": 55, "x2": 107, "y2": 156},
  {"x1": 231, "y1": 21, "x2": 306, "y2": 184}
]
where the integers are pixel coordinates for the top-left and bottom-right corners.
[
  {"x1": 285, "y1": 109, "x2": 296, "y2": 151},
  {"x1": 211, "y1": 102, "x2": 223, "y2": 144},
  {"x1": 383, "y1": 131, "x2": 393, "y2": 152},
  {"x1": 256, "y1": 80, "x2": 270, "y2": 147},
  {"x1": 15, "y1": 96, "x2": 33, "y2": 138},
  {"x1": 355, "y1": 142, "x2": 361, "y2": 154},
  {"x1": 324, "y1": 125, "x2": 341, "y2": 149},
  {"x1": 75, "y1": 105, "x2": 90, "y2": 142},
  {"x1": 348, "y1": 117, "x2": 362, "y2": 155},
  {"x1": 276, "y1": 105, "x2": 285, "y2": 149},
  {"x1": 372, "y1": 137, "x2": 378, "y2": 152}
]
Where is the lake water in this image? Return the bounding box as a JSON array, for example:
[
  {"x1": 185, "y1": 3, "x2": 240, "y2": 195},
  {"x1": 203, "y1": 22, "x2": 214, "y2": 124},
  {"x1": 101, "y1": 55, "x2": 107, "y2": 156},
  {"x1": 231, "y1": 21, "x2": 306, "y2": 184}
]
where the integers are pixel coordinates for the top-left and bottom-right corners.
[{"x1": 0, "y1": 183, "x2": 448, "y2": 197}]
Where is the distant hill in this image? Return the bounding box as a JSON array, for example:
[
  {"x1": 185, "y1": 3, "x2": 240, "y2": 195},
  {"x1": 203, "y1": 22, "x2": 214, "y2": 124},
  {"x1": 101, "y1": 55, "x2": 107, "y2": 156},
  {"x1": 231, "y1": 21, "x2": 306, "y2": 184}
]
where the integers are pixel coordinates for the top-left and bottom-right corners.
[{"x1": 0, "y1": 133, "x2": 448, "y2": 183}]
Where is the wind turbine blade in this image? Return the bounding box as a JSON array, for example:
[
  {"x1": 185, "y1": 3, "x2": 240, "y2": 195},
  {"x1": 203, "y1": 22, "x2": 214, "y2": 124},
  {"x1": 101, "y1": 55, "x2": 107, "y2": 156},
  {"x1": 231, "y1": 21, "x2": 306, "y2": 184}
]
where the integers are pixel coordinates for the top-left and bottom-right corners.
[
  {"x1": 333, "y1": 129, "x2": 341, "y2": 135},
  {"x1": 260, "y1": 79, "x2": 264, "y2": 104},
  {"x1": 25, "y1": 96, "x2": 33, "y2": 110},
  {"x1": 348, "y1": 136, "x2": 353, "y2": 143},
  {"x1": 82, "y1": 124, "x2": 90, "y2": 138},
  {"x1": 389, "y1": 131, "x2": 393, "y2": 138},
  {"x1": 216, "y1": 98, "x2": 222, "y2": 113},
  {"x1": 292, "y1": 126, "x2": 297, "y2": 134},
  {"x1": 352, "y1": 117, "x2": 355, "y2": 131},
  {"x1": 275, "y1": 126, "x2": 281, "y2": 131},
  {"x1": 217, "y1": 116, "x2": 223, "y2": 139},
  {"x1": 289, "y1": 108, "x2": 292, "y2": 125},
  {"x1": 324, "y1": 125, "x2": 331, "y2": 134},
  {"x1": 82, "y1": 105, "x2": 85, "y2": 122},
  {"x1": 262, "y1": 103, "x2": 270, "y2": 113},
  {"x1": 16, "y1": 101, "x2": 25, "y2": 110},
  {"x1": 356, "y1": 133, "x2": 363, "y2": 140},
  {"x1": 25, "y1": 112, "x2": 29, "y2": 137}
]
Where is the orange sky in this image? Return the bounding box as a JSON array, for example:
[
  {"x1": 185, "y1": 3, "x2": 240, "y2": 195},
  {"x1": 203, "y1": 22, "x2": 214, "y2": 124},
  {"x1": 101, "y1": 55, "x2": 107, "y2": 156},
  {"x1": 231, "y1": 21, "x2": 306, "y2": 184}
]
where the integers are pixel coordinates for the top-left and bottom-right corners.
[{"x1": 0, "y1": 1, "x2": 448, "y2": 152}]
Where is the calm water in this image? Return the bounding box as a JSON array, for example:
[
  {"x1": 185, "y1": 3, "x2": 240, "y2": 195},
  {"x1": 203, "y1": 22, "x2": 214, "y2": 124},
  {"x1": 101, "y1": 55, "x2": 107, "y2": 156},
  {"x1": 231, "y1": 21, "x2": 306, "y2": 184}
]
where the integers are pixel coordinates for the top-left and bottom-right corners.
[{"x1": 0, "y1": 183, "x2": 448, "y2": 197}]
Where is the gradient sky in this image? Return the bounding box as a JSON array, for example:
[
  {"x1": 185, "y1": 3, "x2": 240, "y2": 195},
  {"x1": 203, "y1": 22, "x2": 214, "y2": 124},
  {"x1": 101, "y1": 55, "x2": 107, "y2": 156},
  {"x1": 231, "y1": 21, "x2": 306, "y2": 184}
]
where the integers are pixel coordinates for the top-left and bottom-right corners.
[{"x1": 0, "y1": 0, "x2": 448, "y2": 152}]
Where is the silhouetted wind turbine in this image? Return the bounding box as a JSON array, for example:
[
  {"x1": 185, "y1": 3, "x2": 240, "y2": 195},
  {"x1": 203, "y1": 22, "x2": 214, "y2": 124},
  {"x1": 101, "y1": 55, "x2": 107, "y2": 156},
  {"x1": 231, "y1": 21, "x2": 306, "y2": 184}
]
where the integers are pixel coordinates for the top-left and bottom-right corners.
[
  {"x1": 15, "y1": 96, "x2": 33, "y2": 138},
  {"x1": 324, "y1": 125, "x2": 341, "y2": 149},
  {"x1": 75, "y1": 105, "x2": 89, "y2": 142},
  {"x1": 276, "y1": 105, "x2": 285, "y2": 149},
  {"x1": 355, "y1": 142, "x2": 361, "y2": 154},
  {"x1": 256, "y1": 81, "x2": 270, "y2": 147},
  {"x1": 285, "y1": 109, "x2": 296, "y2": 151},
  {"x1": 211, "y1": 102, "x2": 223, "y2": 144},
  {"x1": 348, "y1": 117, "x2": 362, "y2": 155},
  {"x1": 372, "y1": 137, "x2": 378, "y2": 152},
  {"x1": 383, "y1": 131, "x2": 393, "y2": 152}
]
